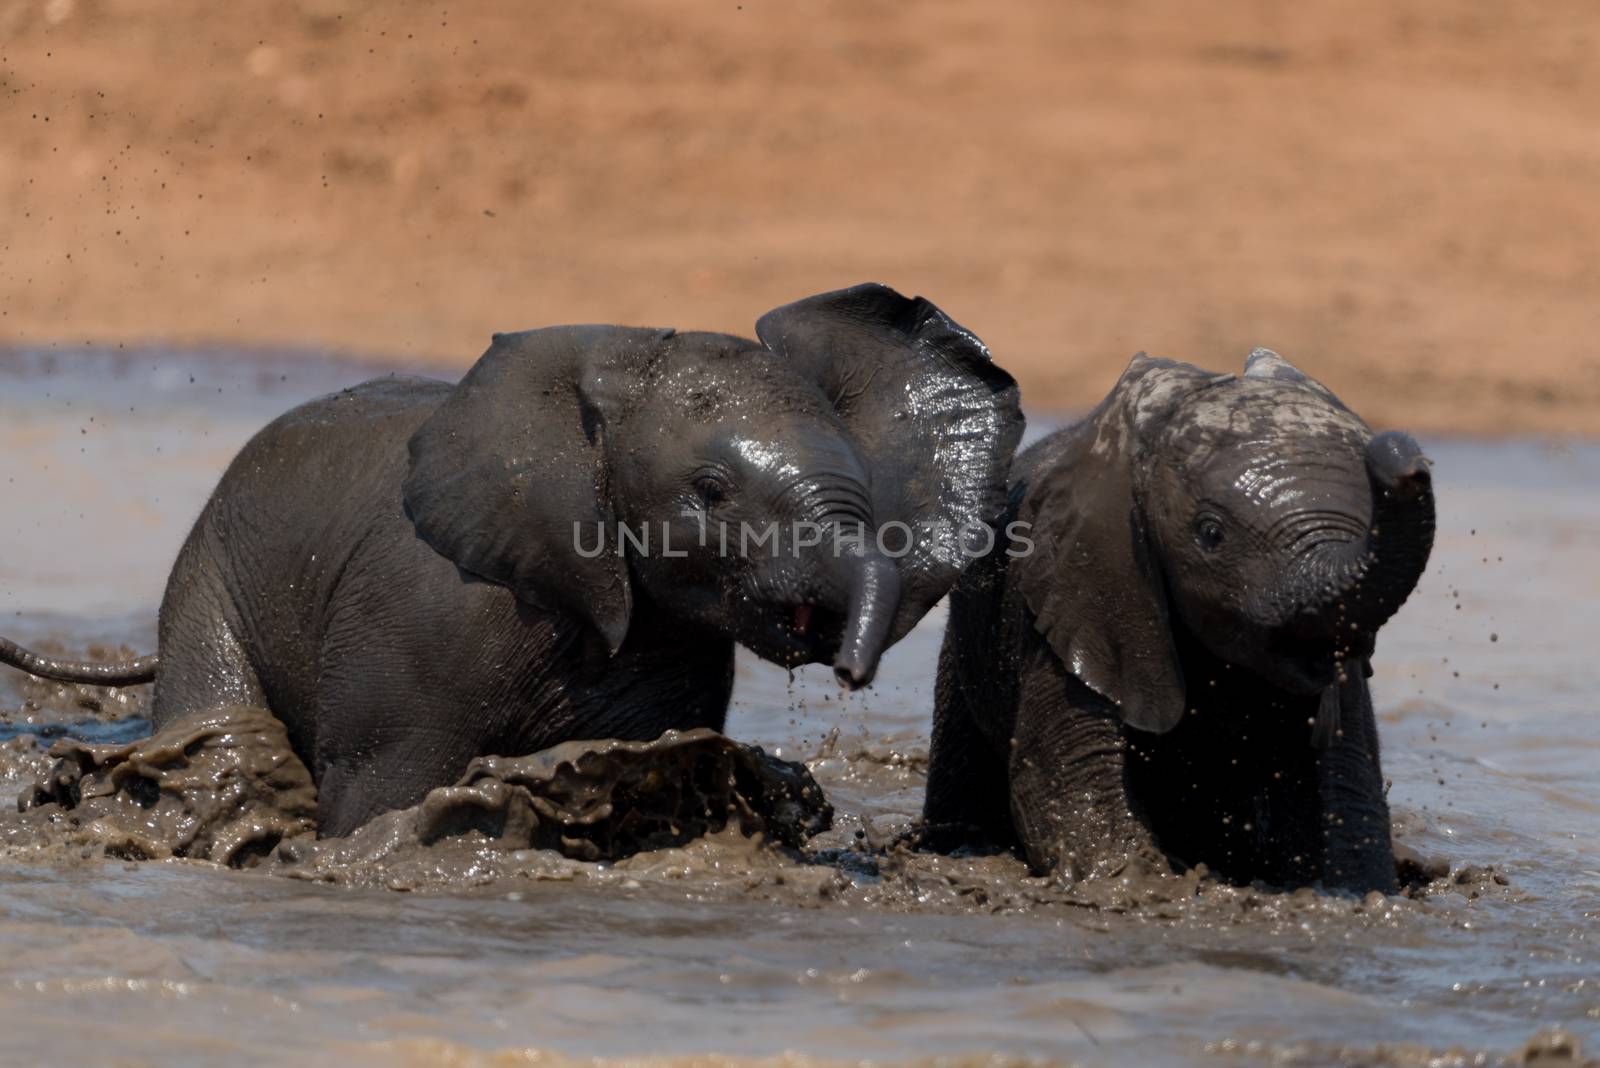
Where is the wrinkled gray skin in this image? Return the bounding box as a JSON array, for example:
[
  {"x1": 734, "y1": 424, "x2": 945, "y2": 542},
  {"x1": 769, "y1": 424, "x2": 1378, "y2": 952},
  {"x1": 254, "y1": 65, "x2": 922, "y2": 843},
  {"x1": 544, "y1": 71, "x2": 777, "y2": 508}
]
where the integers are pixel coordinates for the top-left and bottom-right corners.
[
  {"x1": 924, "y1": 350, "x2": 1434, "y2": 894},
  {"x1": 3, "y1": 284, "x2": 1022, "y2": 836}
]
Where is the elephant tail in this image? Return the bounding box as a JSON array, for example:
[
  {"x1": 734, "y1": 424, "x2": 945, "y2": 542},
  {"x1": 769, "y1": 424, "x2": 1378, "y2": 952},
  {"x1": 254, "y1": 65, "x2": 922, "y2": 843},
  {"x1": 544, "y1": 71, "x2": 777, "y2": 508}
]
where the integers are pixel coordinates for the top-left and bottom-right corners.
[{"x1": 0, "y1": 635, "x2": 157, "y2": 685}]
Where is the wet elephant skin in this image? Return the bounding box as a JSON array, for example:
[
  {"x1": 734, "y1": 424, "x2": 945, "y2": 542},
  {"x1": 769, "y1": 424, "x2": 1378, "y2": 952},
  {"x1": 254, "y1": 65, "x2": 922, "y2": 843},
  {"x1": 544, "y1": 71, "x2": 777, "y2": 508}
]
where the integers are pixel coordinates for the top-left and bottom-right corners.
[
  {"x1": 924, "y1": 349, "x2": 1434, "y2": 893},
  {"x1": 3, "y1": 284, "x2": 1022, "y2": 837}
]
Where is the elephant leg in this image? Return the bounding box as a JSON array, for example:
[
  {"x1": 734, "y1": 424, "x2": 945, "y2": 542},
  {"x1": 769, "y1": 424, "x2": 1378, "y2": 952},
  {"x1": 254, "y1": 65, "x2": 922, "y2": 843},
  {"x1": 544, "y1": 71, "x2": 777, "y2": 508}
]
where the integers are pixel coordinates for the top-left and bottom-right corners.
[
  {"x1": 310, "y1": 664, "x2": 484, "y2": 838},
  {"x1": 923, "y1": 629, "x2": 1015, "y2": 850},
  {"x1": 1316, "y1": 668, "x2": 1396, "y2": 893},
  {"x1": 314, "y1": 732, "x2": 472, "y2": 838},
  {"x1": 151, "y1": 535, "x2": 268, "y2": 728},
  {"x1": 1008, "y1": 642, "x2": 1167, "y2": 880},
  {"x1": 921, "y1": 552, "x2": 1020, "y2": 851}
]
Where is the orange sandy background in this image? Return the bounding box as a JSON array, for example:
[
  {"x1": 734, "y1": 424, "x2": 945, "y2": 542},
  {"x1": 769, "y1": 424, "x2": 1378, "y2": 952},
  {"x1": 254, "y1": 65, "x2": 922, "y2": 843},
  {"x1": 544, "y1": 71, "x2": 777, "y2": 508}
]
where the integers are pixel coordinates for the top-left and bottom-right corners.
[{"x1": 2, "y1": 0, "x2": 1596, "y2": 435}]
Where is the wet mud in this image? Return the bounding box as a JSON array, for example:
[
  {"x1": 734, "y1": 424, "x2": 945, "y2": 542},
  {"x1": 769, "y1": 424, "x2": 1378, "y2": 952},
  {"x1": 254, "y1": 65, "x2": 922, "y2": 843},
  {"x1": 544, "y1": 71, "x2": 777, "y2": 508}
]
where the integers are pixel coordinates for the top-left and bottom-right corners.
[
  {"x1": 0, "y1": 355, "x2": 1596, "y2": 1066},
  {"x1": 1207, "y1": 1029, "x2": 1596, "y2": 1068},
  {"x1": 8, "y1": 707, "x2": 830, "y2": 885},
  {"x1": 273, "y1": 728, "x2": 831, "y2": 889},
  {"x1": 16, "y1": 706, "x2": 316, "y2": 866},
  {"x1": 0, "y1": 654, "x2": 1589, "y2": 1068},
  {"x1": 0, "y1": 685, "x2": 1519, "y2": 922}
]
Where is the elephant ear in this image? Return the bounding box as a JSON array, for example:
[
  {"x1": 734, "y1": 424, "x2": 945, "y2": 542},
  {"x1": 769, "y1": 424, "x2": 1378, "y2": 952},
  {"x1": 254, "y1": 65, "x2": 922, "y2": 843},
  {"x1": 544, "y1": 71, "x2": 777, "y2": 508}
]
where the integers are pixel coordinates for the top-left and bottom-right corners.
[
  {"x1": 755, "y1": 283, "x2": 1025, "y2": 642},
  {"x1": 1016, "y1": 354, "x2": 1213, "y2": 734},
  {"x1": 403, "y1": 325, "x2": 674, "y2": 654}
]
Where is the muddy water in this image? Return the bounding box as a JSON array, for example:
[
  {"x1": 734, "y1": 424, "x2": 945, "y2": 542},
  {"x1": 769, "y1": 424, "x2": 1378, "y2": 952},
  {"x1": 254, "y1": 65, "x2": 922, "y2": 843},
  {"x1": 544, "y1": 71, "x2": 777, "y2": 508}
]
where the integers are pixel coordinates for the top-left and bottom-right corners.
[{"x1": 0, "y1": 347, "x2": 1596, "y2": 1067}]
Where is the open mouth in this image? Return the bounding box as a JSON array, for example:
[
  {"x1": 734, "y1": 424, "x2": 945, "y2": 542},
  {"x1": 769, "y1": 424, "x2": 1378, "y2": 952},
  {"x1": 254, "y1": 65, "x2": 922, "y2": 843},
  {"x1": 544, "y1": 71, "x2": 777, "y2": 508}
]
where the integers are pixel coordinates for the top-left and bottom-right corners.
[
  {"x1": 1264, "y1": 624, "x2": 1377, "y2": 696},
  {"x1": 742, "y1": 600, "x2": 846, "y2": 669},
  {"x1": 1275, "y1": 641, "x2": 1374, "y2": 696},
  {"x1": 1275, "y1": 657, "x2": 1340, "y2": 696}
]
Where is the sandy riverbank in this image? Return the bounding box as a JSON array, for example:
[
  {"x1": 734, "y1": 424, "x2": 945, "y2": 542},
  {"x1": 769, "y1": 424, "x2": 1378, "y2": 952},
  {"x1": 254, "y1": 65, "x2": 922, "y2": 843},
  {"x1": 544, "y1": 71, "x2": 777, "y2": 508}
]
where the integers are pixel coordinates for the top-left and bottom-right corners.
[{"x1": 2, "y1": 0, "x2": 1597, "y2": 434}]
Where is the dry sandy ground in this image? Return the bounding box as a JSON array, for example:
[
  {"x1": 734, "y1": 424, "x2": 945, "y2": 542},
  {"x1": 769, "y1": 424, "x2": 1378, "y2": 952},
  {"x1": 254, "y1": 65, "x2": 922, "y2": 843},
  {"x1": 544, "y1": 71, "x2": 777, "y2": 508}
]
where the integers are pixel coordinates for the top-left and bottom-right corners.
[{"x1": 2, "y1": 0, "x2": 1597, "y2": 435}]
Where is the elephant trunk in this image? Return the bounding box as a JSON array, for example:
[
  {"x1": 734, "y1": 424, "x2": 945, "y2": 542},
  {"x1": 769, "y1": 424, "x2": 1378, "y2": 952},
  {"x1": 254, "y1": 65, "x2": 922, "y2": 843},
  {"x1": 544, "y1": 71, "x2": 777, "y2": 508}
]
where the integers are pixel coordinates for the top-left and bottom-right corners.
[
  {"x1": 1291, "y1": 431, "x2": 1436, "y2": 642},
  {"x1": 1347, "y1": 431, "x2": 1436, "y2": 634},
  {"x1": 833, "y1": 551, "x2": 901, "y2": 690}
]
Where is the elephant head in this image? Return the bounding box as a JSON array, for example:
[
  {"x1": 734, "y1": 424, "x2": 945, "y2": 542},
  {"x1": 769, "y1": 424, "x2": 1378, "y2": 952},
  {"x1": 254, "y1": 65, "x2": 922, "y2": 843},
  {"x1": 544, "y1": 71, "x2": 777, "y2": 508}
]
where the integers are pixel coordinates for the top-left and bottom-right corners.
[
  {"x1": 1019, "y1": 349, "x2": 1434, "y2": 734},
  {"x1": 403, "y1": 284, "x2": 1024, "y2": 689}
]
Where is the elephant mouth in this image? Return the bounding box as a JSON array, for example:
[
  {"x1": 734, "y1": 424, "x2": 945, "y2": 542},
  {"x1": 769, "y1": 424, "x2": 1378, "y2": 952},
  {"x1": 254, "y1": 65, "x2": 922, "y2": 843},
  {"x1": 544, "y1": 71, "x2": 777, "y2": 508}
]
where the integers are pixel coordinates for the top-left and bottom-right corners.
[
  {"x1": 1265, "y1": 629, "x2": 1377, "y2": 696},
  {"x1": 741, "y1": 600, "x2": 848, "y2": 669}
]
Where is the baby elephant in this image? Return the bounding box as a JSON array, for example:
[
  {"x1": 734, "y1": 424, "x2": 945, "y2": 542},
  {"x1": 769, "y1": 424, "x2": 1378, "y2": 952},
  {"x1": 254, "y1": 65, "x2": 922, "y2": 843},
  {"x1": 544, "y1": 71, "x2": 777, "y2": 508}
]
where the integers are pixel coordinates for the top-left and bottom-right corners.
[
  {"x1": 924, "y1": 350, "x2": 1434, "y2": 894},
  {"x1": 2, "y1": 284, "x2": 1023, "y2": 835}
]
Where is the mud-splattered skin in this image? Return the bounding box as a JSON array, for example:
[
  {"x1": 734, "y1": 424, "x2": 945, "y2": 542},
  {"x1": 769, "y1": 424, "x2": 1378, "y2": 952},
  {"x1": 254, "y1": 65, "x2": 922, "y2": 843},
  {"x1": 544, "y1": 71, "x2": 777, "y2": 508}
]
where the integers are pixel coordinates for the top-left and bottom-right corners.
[
  {"x1": 73, "y1": 284, "x2": 1020, "y2": 835},
  {"x1": 925, "y1": 350, "x2": 1434, "y2": 893},
  {"x1": 150, "y1": 379, "x2": 744, "y2": 836}
]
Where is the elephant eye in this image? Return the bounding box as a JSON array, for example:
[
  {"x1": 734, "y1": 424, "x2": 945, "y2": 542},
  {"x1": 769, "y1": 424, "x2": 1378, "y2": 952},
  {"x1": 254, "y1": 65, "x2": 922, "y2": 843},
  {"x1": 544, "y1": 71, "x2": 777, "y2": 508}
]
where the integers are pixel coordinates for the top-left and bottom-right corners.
[
  {"x1": 1194, "y1": 516, "x2": 1226, "y2": 551},
  {"x1": 693, "y1": 472, "x2": 729, "y2": 507}
]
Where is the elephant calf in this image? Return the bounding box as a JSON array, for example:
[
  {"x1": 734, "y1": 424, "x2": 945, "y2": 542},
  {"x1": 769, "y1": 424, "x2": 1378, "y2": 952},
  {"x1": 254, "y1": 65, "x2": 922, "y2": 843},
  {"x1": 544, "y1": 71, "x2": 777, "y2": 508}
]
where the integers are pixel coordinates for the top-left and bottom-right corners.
[
  {"x1": 2, "y1": 284, "x2": 1022, "y2": 836},
  {"x1": 924, "y1": 350, "x2": 1434, "y2": 894}
]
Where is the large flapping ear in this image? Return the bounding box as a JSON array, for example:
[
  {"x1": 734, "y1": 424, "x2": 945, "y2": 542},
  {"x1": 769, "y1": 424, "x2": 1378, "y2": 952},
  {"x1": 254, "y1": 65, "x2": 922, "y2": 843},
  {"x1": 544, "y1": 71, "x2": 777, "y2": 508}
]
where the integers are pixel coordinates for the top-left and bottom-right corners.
[
  {"x1": 755, "y1": 283, "x2": 1025, "y2": 643},
  {"x1": 1015, "y1": 354, "x2": 1214, "y2": 734},
  {"x1": 403, "y1": 325, "x2": 674, "y2": 654}
]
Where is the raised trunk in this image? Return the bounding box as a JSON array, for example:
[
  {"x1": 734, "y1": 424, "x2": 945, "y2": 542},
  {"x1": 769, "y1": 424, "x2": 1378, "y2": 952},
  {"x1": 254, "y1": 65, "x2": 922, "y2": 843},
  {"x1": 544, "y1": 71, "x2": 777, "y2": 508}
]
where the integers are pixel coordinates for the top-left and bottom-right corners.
[{"x1": 1290, "y1": 431, "x2": 1436, "y2": 642}]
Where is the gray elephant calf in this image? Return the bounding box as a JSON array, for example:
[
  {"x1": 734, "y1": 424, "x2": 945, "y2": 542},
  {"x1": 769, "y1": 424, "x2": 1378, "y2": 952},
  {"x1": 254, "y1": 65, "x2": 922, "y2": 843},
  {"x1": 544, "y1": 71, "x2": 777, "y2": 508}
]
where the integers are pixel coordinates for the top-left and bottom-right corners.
[
  {"x1": 2, "y1": 284, "x2": 1022, "y2": 837},
  {"x1": 923, "y1": 350, "x2": 1434, "y2": 894}
]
